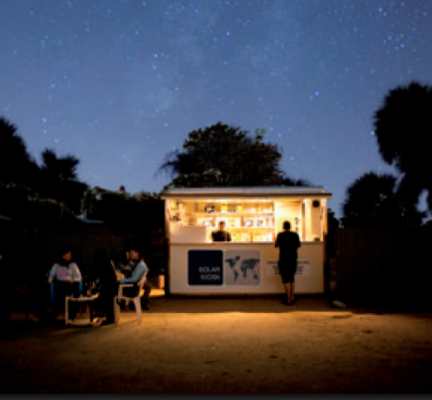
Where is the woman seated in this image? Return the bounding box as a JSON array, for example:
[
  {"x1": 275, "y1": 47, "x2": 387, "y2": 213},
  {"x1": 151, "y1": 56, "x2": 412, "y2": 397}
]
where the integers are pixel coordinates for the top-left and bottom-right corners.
[
  {"x1": 117, "y1": 249, "x2": 131, "y2": 278},
  {"x1": 47, "y1": 246, "x2": 82, "y2": 317},
  {"x1": 119, "y1": 244, "x2": 152, "y2": 310},
  {"x1": 92, "y1": 248, "x2": 122, "y2": 323}
]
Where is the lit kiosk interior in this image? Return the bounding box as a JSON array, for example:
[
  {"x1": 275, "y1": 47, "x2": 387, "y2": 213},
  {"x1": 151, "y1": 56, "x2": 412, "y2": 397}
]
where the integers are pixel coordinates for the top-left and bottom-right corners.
[{"x1": 161, "y1": 187, "x2": 332, "y2": 296}]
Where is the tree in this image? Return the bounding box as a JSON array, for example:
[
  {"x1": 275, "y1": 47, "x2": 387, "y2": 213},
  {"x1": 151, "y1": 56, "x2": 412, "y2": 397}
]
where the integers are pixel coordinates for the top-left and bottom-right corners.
[
  {"x1": 341, "y1": 172, "x2": 425, "y2": 228},
  {"x1": 373, "y1": 81, "x2": 432, "y2": 212},
  {"x1": 38, "y1": 149, "x2": 89, "y2": 214},
  {"x1": 82, "y1": 187, "x2": 164, "y2": 233},
  {"x1": 280, "y1": 177, "x2": 313, "y2": 187},
  {"x1": 159, "y1": 122, "x2": 285, "y2": 188},
  {"x1": 0, "y1": 116, "x2": 40, "y2": 187},
  {"x1": 0, "y1": 182, "x2": 38, "y2": 221},
  {"x1": 0, "y1": 181, "x2": 77, "y2": 231}
]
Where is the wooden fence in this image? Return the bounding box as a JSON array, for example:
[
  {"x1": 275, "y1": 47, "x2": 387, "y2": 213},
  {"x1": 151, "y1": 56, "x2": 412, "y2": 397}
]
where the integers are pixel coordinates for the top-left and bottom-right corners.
[
  {"x1": 336, "y1": 228, "x2": 432, "y2": 307},
  {"x1": 0, "y1": 232, "x2": 167, "y2": 284},
  {"x1": 0, "y1": 233, "x2": 126, "y2": 282}
]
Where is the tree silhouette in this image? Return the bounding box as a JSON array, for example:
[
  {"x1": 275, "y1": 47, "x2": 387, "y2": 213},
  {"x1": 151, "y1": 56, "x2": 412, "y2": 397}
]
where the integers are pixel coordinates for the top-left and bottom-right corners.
[
  {"x1": 0, "y1": 116, "x2": 40, "y2": 187},
  {"x1": 41, "y1": 149, "x2": 79, "y2": 182},
  {"x1": 373, "y1": 81, "x2": 432, "y2": 212},
  {"x1": 159, "y1": 122, "x2": 290, "y2": 188},
  {"x1": 82, "y1": 187, "x2": 164, "y2": 233},
  {"x1": 341, "y1": 172, "x2": 424, "y2": 228},
  {"x1": 280, "y1": 177, "x2": 313, "y2": 187},
  {"x1": 39, "y1": 149, "x2": 88, "y2": 213}
]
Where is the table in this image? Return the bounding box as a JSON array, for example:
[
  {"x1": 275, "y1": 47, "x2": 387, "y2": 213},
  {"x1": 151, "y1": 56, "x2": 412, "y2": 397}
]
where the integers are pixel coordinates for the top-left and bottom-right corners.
[{"x1": 65, "y1": 293, "x2": 105, "y2": 327}]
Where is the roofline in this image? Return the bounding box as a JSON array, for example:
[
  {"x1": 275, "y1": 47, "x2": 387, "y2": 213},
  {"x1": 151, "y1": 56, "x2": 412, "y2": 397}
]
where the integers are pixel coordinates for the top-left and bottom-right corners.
[{"x1": 161, "y1": 186, "x2": 332, "y2": 199}]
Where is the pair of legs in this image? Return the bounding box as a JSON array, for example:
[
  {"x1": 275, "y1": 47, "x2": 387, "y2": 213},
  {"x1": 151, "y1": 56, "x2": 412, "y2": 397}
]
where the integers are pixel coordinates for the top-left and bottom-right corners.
[
  {"x1": 283, "y1": 281, "x2": 295, "y2": 304},
  {"x1": 279, "y1": 260, "x2": 296, "y2": 305},
  {"x1": 52, "y1": 281, "x2": 80, "y2": 318},
  {"x1": 142, "y1": 282, "x2": 152, "y2": 309}
]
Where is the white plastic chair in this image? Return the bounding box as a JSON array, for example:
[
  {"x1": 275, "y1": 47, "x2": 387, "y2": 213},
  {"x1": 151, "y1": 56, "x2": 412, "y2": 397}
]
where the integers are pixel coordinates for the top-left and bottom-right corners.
[{"x1": 114, "y1": 270, "x2": 148, "y2": 325}]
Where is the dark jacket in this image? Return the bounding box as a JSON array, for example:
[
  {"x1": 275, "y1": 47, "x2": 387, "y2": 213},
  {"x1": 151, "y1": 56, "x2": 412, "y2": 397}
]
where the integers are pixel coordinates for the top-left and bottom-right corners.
[
  {"x1": 275, "y1": 230, "x2": 301, "y2": 261},
  {"x1": 212, "y1": 230, "x2": 232, "y2": 242}
]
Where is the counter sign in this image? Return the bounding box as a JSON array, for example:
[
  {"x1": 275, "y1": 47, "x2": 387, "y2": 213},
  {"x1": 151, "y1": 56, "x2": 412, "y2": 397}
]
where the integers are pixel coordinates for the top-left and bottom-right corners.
[{"x1": 188, "y1": 250, "x2": 223, "y2": 285}]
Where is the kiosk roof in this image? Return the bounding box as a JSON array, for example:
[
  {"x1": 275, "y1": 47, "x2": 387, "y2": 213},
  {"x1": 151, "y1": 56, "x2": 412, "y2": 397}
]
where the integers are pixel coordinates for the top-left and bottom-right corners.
[{"x1": 161, "y1": 186, "x2": 332, "y2": 199}]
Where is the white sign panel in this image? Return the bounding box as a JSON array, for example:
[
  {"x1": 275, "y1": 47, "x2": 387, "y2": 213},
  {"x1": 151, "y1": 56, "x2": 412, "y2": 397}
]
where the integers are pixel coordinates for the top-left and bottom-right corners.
[
  {"x1": 296, "y1": 259, "x2": 311, "y2": 276},
  {"x1": 266, "y1": 259, "x2": 311, "y2": 276},
  {"x1": 224, "y1": 249, "x2": 261, "y2": 286},
  {"x1": 266, "y1": 260, "x2": 280, "y2": 276}
]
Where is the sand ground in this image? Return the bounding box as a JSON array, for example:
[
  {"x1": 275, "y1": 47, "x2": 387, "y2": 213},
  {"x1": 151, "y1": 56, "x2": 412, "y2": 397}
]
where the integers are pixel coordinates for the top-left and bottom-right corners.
[{"x1": 1, "y1": 293, "x2": 432, "y2": 394}]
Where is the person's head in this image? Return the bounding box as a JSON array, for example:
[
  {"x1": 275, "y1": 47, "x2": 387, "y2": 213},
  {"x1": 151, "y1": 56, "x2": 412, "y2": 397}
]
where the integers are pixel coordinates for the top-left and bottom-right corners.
[
  {"x1": 283, "y1": 221, "x2": 291, "y2": 231},
  {"x1": 119, "y1": 249, "x2": 129, "y2": 265},
  {"x1": 58, "y1": 246, "x2": 72, "y2": 264},
  {"x1": 127, "y1": 243, "x2": 143, "y2": 262},
  {"x1": 219, "y1": 221, "x2": 226, "y2": 231}
]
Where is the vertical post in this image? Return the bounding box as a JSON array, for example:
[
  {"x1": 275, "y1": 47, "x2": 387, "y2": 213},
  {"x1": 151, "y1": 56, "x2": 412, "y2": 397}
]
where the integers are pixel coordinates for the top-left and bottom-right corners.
[
  {"x1": 164, "y1": 199, "x2": 171, "y2": 297},
  {"x1": 301, "y1": 202, "x2": 306, "y2": 241},
  {"x1": 322, "y1": 200, "x2": 329, "y2": 295}
]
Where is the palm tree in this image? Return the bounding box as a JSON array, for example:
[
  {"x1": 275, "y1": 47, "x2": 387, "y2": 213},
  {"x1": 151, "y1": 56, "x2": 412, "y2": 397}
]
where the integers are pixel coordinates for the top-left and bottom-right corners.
[
  {"x1": 0, "y1": 116, "x2": 40, "y2": 187},
  {"x1": 39, "y1": 149, "x2": 88, "y2": 214},
  {"x1": 341, "y1": 172, "x2": 424, "y2": 228},
  {"x1": 373, "y1": 81, "x2": 432, "y2": 212},
  {"x1": 41, "y1": 149, "x2": 79, "y2": 182}
]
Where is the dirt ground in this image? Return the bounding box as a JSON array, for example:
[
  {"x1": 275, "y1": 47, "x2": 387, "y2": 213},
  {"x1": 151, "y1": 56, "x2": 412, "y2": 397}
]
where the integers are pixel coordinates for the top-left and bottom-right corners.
[{"x1": 1, "y1": 293, "x2": 432, "y2": 394}]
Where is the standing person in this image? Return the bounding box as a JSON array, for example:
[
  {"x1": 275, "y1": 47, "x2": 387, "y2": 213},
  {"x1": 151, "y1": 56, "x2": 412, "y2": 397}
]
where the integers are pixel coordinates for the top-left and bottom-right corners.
[
  {"x1": 275, "y1": 221, "x2": 301, "y2": 306},
  {"x1": 119, "y1": 244, "x2": 152, "y2": 311},
  {"x1": 47, "y1": 246, "x2": 82, "y2": 316},
  {"x1": 212, "y1": 220, "x2": 232, "y2": 242}
]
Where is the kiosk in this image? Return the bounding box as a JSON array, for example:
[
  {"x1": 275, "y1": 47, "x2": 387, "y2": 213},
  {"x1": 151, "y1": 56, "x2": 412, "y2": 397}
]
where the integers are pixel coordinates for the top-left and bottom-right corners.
[{"x1": 161, "y1": 187, "x2": 332, "y2": 296}]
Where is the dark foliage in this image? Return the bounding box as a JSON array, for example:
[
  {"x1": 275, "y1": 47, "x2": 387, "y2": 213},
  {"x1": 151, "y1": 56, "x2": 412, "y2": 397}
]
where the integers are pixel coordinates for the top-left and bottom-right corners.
[
  {"x1": 82, "y1": 188, "x2": 165, "y2": 234},
  {"x1": 159, "y1": 122, "x2": 285, "y2": 188},
  {"x1": 279, "y1": 177, "x2": 313, "y2": 187},
  {"x1": 341, "y1": 172, "x2": 425, "y2": 228},
  {"x1": 0, "y1": 116, "x2": 39, "y2": 187},
  {"x1": 38, "y1": 149, "x2": 89, "y2": 214},
  {"x1": 373, "y1": 81, "x2": 432, "y2": 211}
]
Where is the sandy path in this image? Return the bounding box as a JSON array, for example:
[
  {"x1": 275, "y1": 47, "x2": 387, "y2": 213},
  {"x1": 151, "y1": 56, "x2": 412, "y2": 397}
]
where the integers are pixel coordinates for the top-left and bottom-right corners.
[{"x1": 1, "y1": 297, "x2": 432, "y2": 394}]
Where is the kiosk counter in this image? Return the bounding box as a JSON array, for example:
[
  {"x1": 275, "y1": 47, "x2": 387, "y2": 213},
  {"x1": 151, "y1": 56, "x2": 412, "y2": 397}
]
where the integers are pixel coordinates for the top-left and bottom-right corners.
[{"x1": 161, "y1": 187, "x2": 332, "y2": 296}]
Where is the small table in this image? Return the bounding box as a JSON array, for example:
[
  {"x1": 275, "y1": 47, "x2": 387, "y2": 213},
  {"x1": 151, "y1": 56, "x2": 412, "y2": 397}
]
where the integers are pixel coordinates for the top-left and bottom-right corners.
[{"x1": 65, "y1": 293, "x2": 104, "y2": 327}]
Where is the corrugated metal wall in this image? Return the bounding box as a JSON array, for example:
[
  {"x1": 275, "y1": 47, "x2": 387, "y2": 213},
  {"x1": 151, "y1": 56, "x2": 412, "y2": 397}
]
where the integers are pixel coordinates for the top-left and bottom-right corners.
[{"x1": 336, "y1": 228, "x2": 432, "y2": 306}]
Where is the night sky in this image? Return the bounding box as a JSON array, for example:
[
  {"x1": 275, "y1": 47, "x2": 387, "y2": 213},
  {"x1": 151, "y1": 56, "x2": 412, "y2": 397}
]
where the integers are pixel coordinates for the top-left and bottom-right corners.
[{"x1": 1, "y1": 0, "x2": 432, "y2": 218}]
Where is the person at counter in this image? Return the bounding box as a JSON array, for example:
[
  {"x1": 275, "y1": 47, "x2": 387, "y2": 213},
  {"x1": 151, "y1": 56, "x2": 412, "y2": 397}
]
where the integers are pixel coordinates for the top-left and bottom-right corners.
[
  {"x1": 211, "y1": 221, "x2": 232, "y2": 242},
  {"x1": 275, "y1": 220, "x2": 301, "y2": 306}
]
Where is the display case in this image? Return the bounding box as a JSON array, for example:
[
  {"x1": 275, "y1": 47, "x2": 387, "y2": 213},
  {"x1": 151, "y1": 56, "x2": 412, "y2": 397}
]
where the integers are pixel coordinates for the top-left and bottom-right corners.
[
  {"x1": 168, "y1": 199, "x2": 278, "y2": 242},
  {"x1": 166, "y1": 197, "x2": 321, "y2": 243}
]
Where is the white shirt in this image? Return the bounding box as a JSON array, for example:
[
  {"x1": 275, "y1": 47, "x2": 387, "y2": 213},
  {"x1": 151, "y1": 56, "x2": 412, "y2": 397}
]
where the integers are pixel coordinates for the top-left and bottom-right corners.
[{"x1": 49, "y1": 263, "x2": 82, "y2": 282}]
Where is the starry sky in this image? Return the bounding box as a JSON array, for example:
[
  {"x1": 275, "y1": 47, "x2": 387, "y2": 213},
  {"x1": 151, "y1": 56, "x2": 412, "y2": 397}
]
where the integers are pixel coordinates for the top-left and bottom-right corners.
[{"x1": 1, "y1": 0, "x2": 432, "y2": 218}]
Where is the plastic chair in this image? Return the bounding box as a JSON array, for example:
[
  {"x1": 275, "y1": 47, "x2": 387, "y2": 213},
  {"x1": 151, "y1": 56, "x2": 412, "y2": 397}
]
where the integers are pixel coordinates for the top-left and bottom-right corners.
[
  {"x1": 114, "y1": 270, "x2": 148, "y2": 325},
  {"x1": 50, "y1": 281, "x2": 83, "y2": 308}
]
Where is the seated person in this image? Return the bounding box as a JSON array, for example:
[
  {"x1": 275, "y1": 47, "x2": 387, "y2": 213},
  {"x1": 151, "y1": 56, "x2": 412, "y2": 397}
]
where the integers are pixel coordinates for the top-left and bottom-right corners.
[
  {"x1": 47, "y1": 246, "x2": 82, "y2": 316},
  {"x1": 212, "y1": 221, "x2": 232, "y2": 242},
  {"x1": 92, "y1": 248, "x2": 121, "y2": 323},
  {"x1": 93, "y1": 248, "x2": 122, "y2": 286},
  {"x1": 119, "y1": 244, "x2": 152, "y2": 310},
  {"x1": 117, "y1": 249, "x2": 131, "y2": 278}
]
